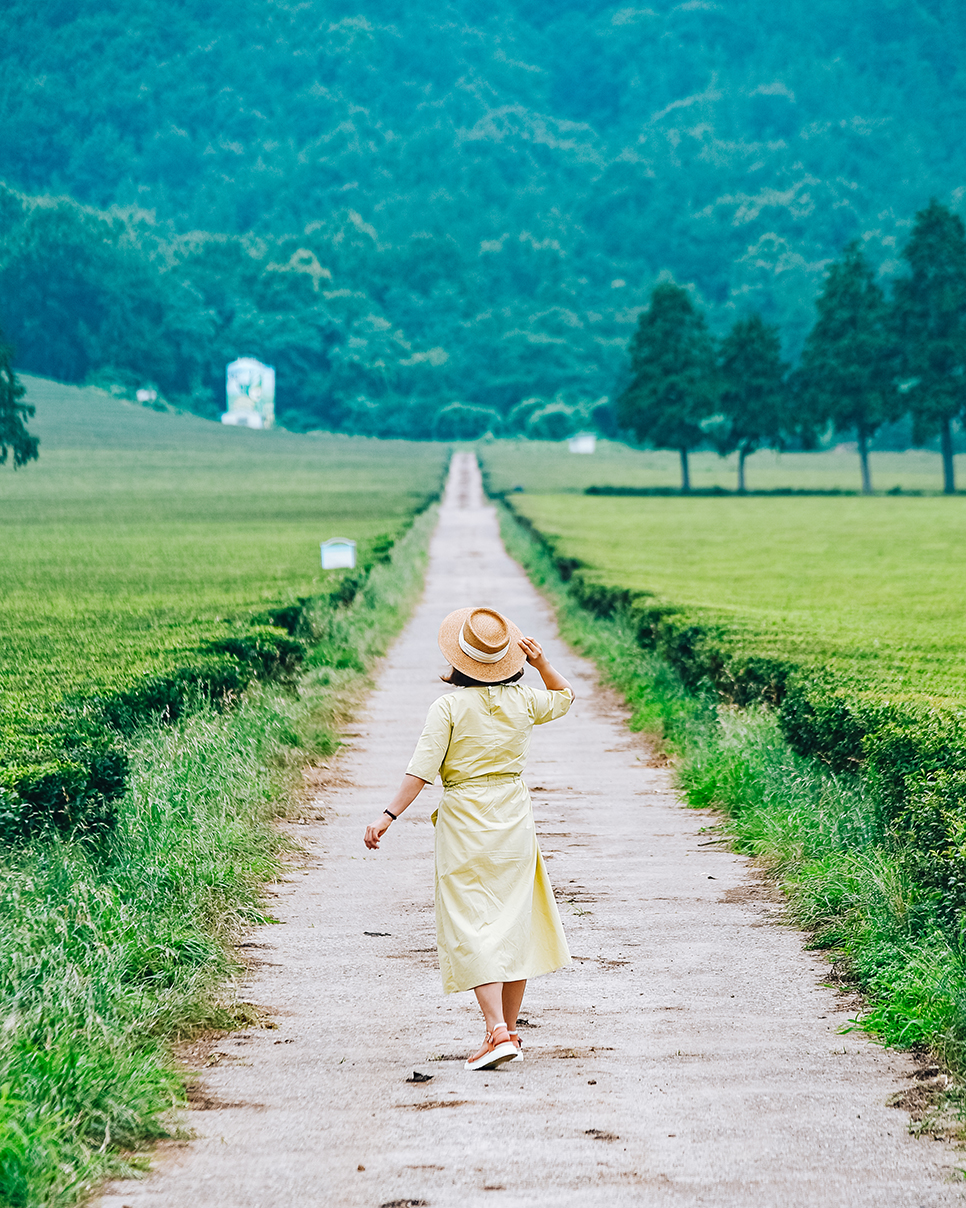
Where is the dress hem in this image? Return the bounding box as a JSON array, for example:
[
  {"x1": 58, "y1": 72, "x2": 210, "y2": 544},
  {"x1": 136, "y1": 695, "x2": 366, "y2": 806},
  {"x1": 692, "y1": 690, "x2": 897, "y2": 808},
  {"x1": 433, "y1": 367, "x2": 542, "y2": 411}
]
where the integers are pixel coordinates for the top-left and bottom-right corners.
[{"x1": 441, "y1": 956, "x2": 572, "y2": 995}]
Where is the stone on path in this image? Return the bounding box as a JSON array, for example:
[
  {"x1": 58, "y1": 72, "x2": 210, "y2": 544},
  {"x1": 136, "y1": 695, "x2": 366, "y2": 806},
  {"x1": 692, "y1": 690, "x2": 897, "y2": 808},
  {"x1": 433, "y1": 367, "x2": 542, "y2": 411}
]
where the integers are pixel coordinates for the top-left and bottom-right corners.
[{"x1": 99, "y1": 452, "x2": 959, "y2": 1207}]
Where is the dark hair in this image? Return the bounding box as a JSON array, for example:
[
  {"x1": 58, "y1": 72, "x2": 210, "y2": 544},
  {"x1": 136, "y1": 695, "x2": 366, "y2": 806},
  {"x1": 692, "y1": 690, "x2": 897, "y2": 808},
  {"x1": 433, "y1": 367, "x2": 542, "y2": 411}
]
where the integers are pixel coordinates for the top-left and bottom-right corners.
[{"x1": 441, "y1": 666, "x2": 525, "y2": 688}]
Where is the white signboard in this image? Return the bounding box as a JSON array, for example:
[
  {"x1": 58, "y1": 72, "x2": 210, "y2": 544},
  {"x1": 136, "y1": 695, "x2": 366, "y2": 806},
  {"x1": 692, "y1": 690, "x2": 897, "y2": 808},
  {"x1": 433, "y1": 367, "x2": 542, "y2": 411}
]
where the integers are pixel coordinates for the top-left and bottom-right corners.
[
  {"x1": 321, "y1": 538, "x2": 357, "y2": 570},
  {"x1": 568, "y1": 432, "x2": 596, "y2": 454},
  {"x1": 222, "y1": 358, "x2": 276, "y2": 429}
]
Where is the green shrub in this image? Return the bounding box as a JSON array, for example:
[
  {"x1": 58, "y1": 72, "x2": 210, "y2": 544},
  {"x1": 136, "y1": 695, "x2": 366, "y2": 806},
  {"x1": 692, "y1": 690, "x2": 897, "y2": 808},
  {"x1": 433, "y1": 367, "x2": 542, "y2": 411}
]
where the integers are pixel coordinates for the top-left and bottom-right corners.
[{"x1": 0, "y1": 625, "x2": 310, "y2": 844}]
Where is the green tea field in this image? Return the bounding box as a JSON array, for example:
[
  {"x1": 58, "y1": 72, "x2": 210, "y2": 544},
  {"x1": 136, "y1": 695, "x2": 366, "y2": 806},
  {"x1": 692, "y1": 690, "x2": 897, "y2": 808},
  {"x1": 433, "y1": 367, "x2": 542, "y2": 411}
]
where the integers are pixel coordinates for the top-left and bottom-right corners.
[
  {"x1": 1, "y1": 377, "x2": 448, "y2": 798},
  {"x1": 500, "y1": 491, "x2": 966, "y2": 702},
  {"x1": 484, "y1": 445, "x2": 966, "y2": 1073},
  {"x1": 480, "y1": 420, "x2": 966, "y2": 706}
]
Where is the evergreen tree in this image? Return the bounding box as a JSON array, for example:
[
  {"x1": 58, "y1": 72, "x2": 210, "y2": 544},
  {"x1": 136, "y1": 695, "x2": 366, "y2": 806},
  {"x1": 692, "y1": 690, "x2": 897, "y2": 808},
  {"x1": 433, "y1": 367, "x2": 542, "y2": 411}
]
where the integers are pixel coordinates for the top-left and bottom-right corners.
[
  {"x1": 0, "y1": 330, "x2": 38, "y2": 469},
  {"x1": 616, "y1": 283, "x2": 718, "y2": 492},
  {"x1": 795, "y1": 242, "x2": 897, "y2": 495},
  {"x1": 892, "y1": 200, "x2": 966, "y2": 494},
  {"x1": 715, "y1": 314, "x2": 788, "y2": 493}
]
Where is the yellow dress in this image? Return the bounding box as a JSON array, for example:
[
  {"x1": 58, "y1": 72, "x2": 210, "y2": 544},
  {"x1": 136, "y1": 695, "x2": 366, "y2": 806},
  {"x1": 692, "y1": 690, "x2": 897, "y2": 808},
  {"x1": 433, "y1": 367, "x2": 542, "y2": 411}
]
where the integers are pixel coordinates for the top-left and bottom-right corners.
[{"x1": 406, "y1": 683, "x2": 574, "y2": 994}]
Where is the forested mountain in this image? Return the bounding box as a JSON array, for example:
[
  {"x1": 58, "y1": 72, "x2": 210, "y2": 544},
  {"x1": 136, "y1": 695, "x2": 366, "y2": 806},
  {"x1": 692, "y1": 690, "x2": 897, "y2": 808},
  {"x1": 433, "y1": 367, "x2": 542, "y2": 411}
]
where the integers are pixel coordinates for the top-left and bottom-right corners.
[{"x1": 1, "y1": 0, "x2": 964, "y2": 434}]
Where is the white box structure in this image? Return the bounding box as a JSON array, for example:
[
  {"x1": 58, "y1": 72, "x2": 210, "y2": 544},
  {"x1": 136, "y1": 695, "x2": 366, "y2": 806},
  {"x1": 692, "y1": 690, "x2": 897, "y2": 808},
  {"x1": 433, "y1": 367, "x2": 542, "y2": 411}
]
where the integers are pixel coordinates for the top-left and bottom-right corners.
[
  {"x1": 320, "y1": 538, "x2": 357, "y2": 570},
  {"x1": 568, "y1": 432, "x2": 596, "y2": 454},
  {"x1": 222, "y1": 358, "x2": 276, "y2": 429}
]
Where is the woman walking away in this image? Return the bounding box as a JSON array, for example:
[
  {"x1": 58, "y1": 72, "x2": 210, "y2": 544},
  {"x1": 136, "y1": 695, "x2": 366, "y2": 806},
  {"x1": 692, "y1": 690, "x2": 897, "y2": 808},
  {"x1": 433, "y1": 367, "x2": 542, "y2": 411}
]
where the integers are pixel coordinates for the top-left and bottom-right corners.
[{"x1": 364, "y1": 606, "x2": 574, "y2": 1071}]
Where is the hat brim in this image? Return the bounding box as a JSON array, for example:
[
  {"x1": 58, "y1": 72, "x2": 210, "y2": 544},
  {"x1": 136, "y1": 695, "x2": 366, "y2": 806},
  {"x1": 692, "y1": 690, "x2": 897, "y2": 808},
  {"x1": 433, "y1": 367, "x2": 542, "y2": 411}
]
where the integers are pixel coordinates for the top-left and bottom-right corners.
[{"x1": 438, "y1": 607, "x2": 527, "y2": 682}]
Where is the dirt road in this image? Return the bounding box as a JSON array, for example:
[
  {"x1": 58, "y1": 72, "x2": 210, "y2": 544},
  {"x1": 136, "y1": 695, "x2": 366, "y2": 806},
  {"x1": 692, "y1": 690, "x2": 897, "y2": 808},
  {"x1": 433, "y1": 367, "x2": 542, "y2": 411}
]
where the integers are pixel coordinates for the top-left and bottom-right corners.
[{"x1": 100, "y1": 453, "x2": 960, "y2": 1207}]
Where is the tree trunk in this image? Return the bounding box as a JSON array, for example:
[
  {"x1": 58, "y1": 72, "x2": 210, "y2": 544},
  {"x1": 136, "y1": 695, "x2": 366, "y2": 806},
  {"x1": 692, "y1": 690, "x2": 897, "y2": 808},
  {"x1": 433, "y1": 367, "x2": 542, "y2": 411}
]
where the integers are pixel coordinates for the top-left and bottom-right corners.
[
  {"x1": 737, "y1": 446, "x2": 748, "y2": 494},
  {"x1": 679, "y1": 448, "x2": 691, "y2": 493},
  {"x1": 941, "y1": 417, "x2": 956, "y2": 494},
  {"x1": 857, "y1": 429, "x2": 873, "y2": 496}
]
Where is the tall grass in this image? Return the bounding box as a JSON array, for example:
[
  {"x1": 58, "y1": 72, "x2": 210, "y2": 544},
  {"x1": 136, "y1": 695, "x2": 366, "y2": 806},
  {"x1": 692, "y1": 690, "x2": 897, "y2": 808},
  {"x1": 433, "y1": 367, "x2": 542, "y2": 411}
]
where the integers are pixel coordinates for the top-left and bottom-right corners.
[
  {"x1": 0, "y1": 506, "x2": 435, "y2": 1207},
  {"x1": 500, "y1": 503, "x2": 966, "y2": 1071}
]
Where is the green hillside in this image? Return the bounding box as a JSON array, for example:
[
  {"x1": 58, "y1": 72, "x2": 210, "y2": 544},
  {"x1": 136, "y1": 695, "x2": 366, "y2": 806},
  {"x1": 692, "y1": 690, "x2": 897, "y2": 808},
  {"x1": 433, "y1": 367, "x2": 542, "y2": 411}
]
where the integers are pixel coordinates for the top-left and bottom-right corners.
[{"x1": 1, "y1": 1, "x2": 964, "y2": 431}]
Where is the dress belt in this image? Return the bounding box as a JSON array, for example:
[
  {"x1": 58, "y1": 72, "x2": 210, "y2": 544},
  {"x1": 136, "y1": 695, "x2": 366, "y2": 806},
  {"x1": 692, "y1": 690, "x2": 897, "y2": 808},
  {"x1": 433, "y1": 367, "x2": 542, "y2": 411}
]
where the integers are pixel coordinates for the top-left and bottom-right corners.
[{"x1": 442, "y1": 772, "x2": 522, "y2": 790}]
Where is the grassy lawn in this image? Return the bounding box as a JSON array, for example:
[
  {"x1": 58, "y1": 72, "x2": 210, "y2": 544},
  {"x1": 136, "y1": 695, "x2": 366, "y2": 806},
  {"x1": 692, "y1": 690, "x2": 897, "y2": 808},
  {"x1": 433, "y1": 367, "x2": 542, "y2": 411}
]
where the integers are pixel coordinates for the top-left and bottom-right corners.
[
  {"x1": 1, "y1": 377, "x2": 448, "y2": 751},
  {"x1": 480, "y1": 437, "x2": 965, "y2": 496},
  {"x1": 496, "y1": 488, "x2": 966, "y2": 703}
]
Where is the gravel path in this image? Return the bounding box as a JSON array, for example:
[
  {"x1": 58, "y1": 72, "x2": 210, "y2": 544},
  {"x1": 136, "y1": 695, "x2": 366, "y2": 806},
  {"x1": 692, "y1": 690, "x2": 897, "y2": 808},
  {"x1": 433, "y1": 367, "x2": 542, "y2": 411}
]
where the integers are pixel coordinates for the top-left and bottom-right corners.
[{"x1": 101, "y1": 453, "x2": 960, "y2": 1208}]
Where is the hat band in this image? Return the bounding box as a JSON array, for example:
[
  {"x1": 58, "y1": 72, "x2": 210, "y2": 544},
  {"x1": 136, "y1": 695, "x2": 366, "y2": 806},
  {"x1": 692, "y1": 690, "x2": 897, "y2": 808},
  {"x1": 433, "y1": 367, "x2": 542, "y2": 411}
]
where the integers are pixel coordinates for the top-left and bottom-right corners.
[{"x1": 458, "y1": 623, "x2": 510, "y2": 664}]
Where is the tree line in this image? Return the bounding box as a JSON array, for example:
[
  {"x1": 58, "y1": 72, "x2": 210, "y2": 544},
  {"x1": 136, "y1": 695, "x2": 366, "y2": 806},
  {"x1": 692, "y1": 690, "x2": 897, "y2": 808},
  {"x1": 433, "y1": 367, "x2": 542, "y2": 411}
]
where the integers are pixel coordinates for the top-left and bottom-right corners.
[
  {"x1": 3, "y1": 0, "x2": 966, "y2": 439},
  {"x1": 617, "y1": 200, "x2": 966, "y2": 494},
  {"x1": 3, "y1": 194, "x2": 963, "y2": 481}
]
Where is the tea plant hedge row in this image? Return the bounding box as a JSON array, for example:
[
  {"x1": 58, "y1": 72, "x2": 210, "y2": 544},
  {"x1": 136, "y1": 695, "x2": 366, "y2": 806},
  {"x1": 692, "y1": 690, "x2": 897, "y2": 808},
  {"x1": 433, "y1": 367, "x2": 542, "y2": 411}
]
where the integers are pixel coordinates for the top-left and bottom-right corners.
[
  {"x1": 0, "y1": 376, "x2": 454, "y2": 849},
  {"x1": 508, "y1": 503, "x2": 966, "y2": 919},
  {"x1": 0, "y1": 547, "x2": 401, "y2": 842}
]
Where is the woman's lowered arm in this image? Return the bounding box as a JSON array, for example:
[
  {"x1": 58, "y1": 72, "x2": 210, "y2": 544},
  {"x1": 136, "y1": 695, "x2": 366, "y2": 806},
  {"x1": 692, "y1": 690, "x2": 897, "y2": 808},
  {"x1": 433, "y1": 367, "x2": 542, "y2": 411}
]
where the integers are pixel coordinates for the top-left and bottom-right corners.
[
  {"x1": 518, "y1": 636, "x2": 574, "y2": 699},
  {"x1": 363, "y1": 774, "x2": 428, "y2": 849}
]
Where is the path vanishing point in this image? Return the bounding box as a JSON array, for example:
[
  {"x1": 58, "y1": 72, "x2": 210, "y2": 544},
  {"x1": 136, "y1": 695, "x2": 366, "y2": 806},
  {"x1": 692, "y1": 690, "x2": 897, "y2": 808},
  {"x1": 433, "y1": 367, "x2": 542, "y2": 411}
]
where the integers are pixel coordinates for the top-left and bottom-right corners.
[{"x1": 101, "y1": 453, "x2": 961, "y2": 1207}]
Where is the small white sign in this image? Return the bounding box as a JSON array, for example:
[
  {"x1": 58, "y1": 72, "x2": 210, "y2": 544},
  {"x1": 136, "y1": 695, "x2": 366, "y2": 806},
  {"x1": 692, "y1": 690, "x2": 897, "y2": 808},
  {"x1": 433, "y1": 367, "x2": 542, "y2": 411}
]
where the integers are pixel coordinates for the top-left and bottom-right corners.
[
  {"x1": 568, "y1": 432, "x2": 596, "y2": 454},
  {"x1": 321, "y1": 538, "x2": 357, "y2": 570}
]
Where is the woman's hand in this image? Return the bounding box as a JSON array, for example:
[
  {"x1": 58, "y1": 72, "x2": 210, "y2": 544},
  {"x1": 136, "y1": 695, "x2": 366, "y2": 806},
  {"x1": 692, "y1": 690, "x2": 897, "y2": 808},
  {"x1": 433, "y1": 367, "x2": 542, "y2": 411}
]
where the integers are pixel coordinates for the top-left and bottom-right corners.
[
  {"x1": 518, "y1": 636, "x2": 575, "y2": 698},
  {"x1": 362, "y1": 776, "x2": 428, "y2": 850},
  {"x1": 519, "y1": 636, "x2": 546, "y2": 666},
  {"x1": 364, "y1": 814, "x2": 392, "y2": 849}
]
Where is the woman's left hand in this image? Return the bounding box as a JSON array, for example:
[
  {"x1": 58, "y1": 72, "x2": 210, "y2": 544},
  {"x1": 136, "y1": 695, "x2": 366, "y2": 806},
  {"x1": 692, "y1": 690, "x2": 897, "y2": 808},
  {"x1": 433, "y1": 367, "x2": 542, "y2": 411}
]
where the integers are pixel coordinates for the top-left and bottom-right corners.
[{"x1": 364, "y1": 814, "x2": 392, "y2": 850}]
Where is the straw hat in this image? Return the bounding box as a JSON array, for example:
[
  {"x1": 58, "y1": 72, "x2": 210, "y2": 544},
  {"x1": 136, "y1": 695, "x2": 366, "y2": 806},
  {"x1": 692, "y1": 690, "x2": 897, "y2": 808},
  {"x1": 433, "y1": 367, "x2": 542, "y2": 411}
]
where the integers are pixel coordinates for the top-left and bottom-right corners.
[{"x1": 438, "y1": 606, "x2": 526, "y2": 682}]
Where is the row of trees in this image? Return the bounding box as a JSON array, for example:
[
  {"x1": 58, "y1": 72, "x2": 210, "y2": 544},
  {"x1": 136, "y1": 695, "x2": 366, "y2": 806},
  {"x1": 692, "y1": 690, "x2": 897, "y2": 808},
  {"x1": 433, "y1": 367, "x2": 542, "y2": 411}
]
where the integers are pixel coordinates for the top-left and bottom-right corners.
[{"x1": 617, "y1": 201, "x2": 966, "y2": 493}]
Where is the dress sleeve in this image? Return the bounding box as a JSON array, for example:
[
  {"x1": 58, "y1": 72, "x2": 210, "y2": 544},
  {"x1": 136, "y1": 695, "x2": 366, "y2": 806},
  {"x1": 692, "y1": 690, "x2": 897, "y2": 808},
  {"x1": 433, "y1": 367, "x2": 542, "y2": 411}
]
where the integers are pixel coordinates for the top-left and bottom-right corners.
[
  {"x1": 528, "y1": 686, "x2": 574, "y2": 726},
  {"x1": 405, "y1": 695, "x2": 453, "y2": 783}
]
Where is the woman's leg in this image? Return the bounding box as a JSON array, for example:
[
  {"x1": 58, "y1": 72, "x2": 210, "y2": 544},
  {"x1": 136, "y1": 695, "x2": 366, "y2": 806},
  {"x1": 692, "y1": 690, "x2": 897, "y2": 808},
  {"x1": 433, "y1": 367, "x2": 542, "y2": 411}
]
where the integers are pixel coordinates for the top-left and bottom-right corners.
[
  {"x1": 473, "y1": 982, "x2": 506, "y2": 1032},
  {"x1": 502, "y1": 979, "x2": 527, "y2": 1031}
]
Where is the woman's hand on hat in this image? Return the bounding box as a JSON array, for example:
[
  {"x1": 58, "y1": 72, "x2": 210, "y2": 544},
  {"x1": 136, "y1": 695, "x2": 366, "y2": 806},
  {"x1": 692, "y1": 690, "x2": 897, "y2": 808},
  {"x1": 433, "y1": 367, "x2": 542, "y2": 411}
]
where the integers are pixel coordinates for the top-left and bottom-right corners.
[
  {"x1": 519, "y1": 636, "x2": 546, "y2": 667},
  {"x1": 519, "y1": 636, "x2": 575, "y2": 697},
  {"x1": 364, "y1": 814, "x2": 392, "y2": 849}
]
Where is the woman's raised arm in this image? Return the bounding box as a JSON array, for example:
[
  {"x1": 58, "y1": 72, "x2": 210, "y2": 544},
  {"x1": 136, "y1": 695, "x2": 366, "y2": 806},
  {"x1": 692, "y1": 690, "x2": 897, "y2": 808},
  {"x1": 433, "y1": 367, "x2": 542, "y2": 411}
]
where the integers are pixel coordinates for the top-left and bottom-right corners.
[{"x1": 518, "y1": 636, "x2": 575, "y2": 699}]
